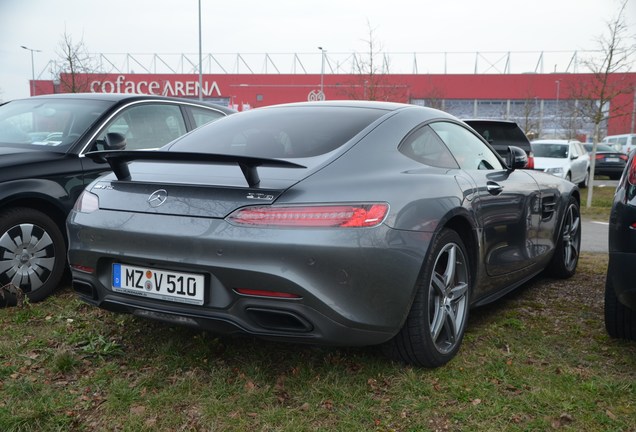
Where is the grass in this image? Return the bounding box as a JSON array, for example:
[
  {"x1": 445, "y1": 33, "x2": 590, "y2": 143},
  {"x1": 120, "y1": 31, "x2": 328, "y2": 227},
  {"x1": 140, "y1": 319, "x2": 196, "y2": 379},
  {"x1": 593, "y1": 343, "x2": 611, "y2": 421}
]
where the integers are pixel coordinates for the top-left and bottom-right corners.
[
  {"x1": 580, "y1": 179, "x2": 616, "y2": 221},
  {"x1": 1, "y1": 252, "x2": 635, "y2": 431}
]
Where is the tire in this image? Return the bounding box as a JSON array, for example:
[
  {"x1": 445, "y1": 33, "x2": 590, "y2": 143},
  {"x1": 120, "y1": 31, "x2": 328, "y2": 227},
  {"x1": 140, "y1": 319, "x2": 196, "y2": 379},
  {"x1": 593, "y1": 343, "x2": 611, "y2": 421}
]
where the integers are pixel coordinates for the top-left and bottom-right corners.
[
  {"x1": 0, "y1": 207, "x2": 65, "y2": 305},
  {"x1": 547, "y1": 196, "x2": 580, "y2": 278},
  {"x1": 604, "y1": 276, "x2": 636, "y2": 340},
  {"x1": 384, "y1": 229, "x2": 471, "y2": 367},
  {"x1": 578, "y1": 169, "x2": 590, "y2": 188},
  {"x1": 565, "y1": 172, "x2": 572, "y2": 183}
]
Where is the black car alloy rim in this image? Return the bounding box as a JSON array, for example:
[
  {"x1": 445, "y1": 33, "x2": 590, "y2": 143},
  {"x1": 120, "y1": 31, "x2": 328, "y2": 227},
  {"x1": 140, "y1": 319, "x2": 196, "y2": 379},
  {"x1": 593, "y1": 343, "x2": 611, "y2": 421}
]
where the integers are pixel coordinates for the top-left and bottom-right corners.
[
  {"x1": 428, "y1": 242, "x2": 469, "y2": 354},
  {"x1": 0, "y1": 223, "x2": 54, "y2": 292}
]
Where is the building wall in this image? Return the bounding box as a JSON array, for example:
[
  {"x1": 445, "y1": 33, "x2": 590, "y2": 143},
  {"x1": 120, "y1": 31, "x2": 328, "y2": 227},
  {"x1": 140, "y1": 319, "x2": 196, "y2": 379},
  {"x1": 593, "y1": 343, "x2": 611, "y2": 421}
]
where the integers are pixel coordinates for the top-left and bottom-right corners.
[{"x1": 32, "y1": 72, "x2": 636, "y2": 138}]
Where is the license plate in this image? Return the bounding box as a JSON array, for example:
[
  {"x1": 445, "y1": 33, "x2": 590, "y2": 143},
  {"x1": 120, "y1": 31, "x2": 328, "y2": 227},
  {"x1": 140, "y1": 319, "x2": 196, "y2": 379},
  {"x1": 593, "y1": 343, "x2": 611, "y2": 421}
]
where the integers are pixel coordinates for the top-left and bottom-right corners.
[
  {"x1": 112, "y1": 263, "x2": 205, "y2": 305},
  {"x1": 605, "y1": 157, "x2": 620, "y2": 163}
]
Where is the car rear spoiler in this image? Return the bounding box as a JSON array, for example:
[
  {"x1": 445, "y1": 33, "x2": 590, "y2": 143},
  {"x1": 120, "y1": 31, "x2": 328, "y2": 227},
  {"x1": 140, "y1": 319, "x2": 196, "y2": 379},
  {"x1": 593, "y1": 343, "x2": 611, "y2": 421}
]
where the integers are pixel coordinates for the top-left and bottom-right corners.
[{"x1": 85, "y1": 150, "x2": 306, "y2": 188}]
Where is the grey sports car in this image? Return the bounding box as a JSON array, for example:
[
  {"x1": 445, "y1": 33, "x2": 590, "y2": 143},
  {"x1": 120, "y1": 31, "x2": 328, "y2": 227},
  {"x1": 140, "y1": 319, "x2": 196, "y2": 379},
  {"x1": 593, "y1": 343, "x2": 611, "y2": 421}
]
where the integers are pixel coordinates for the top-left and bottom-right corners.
[{"x1": 67, "y1": 101, "x2": 581, "y2": 367}]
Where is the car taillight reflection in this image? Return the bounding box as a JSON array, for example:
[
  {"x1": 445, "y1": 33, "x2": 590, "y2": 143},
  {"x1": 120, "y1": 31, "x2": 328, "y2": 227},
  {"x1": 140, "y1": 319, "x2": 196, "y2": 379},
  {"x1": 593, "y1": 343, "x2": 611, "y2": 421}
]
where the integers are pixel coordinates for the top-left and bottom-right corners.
[
  {"x1": 526, "y1": 155, "x2": 535, "y2": 169},
  {"x1": 628, "y1": 155, "x2": 636, "y2": 186}
]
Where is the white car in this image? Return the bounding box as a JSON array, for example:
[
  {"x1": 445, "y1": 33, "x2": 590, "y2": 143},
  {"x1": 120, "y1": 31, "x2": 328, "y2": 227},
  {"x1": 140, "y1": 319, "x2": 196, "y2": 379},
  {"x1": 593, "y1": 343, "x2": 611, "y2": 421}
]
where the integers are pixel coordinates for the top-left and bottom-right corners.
[{"x1": 531, "y1": 139, "x2": 590, "y2": 187}]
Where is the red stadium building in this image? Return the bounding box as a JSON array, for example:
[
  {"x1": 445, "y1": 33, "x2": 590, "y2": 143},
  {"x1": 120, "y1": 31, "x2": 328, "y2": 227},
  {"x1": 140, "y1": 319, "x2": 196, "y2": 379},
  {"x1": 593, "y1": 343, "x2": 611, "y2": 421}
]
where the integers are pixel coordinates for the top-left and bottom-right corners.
[{"x1": 30, "y1": 70, "x2": 636, "y2": 140}]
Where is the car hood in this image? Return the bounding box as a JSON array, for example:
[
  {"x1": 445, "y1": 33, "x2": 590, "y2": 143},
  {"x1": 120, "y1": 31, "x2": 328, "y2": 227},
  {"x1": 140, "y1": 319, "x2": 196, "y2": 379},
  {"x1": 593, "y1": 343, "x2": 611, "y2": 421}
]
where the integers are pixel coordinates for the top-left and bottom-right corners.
[
  {"x1": 0, "y1": 145, "x2": 65, "y2": 168},
  {"x1": 532, "y1": 157, "x2": 568, "y2": 170}
]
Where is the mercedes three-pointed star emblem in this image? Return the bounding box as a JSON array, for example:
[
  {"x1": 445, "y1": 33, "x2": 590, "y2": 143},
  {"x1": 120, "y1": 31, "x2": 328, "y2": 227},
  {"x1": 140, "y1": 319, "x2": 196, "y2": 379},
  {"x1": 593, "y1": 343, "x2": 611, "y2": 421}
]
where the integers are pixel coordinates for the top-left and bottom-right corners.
[{"x1": 147, "y1": 189, "x2": 168, "y2": 208}]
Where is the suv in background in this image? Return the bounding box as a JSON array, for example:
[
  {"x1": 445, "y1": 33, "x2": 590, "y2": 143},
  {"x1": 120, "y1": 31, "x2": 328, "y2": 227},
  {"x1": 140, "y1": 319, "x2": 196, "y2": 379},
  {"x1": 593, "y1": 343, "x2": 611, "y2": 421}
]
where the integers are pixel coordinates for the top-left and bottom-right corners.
[{"x1": 464, "y1": 119, "x2": 534, "y2": 169}]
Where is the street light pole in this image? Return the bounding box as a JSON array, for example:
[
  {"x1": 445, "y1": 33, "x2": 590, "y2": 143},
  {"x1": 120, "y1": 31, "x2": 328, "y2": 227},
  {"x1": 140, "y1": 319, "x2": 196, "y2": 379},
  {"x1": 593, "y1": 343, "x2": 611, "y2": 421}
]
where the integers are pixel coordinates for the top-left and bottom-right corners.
[
  {"x1": 318, "y1": 46, "x2": 326, "y2": 100},
  {"x1": 21, "y1": 45, "x2": 41, "y2": 96},
  {"x1": 198, "y1": 0, "x2": 203, "y2": 101},
  {"x1": 554, "y1": 80, "x2": 560, "y2": 138}
]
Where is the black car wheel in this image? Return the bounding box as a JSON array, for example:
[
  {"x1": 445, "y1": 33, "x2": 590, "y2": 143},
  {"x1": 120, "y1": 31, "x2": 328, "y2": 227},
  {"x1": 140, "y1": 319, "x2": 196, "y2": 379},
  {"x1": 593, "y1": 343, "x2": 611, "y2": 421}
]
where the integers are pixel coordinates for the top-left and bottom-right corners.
[
  {"x1": 385, "y1": 229, "x2": 471, "y2": 367},
  {"x1": 0, "y1": 207, "x2": 65, "y2": 305},
  {"x1": 547, "y1": 196, "x2": 580, "y2": 278},
  {"x1": 604, "y1": 277, "x2": 636, "y2": 340},
  {"x1": 578, "y1": 169, "x2": 590, "y2": 188}
]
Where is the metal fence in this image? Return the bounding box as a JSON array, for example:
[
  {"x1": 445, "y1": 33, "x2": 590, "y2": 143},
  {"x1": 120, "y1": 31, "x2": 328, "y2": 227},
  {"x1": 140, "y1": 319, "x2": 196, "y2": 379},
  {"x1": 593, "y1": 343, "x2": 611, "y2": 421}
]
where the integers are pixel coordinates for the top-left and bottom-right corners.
[{"x1": 39, "y1": 50, "x2": 617, "y2": 78}]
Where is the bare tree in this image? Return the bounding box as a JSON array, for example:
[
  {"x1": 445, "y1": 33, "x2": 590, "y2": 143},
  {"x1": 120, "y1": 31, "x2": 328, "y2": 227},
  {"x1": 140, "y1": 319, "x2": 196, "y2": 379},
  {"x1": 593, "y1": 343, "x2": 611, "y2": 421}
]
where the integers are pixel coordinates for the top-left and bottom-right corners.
[
  {"x1": 343, "y1": 22, "x2": 408, "y2": 101},
  {"x1": 418, "y1": 76, "x2": 446, "y2": 110},
  {"x1": 53, "y1": 30, "x2": 96, "y2": 93},
  {"x1": 516, "y1": 97, "x2": 542, "y2": 139},
  {"x1": 422, "y1": 88, "x2": 445, "y2": 111},
  {"x1": 559, "y1": 99, "x2": 587, "y2": 140},
  {"x1": 571, "y1": 0, "x2": 636, "y2": 206}
]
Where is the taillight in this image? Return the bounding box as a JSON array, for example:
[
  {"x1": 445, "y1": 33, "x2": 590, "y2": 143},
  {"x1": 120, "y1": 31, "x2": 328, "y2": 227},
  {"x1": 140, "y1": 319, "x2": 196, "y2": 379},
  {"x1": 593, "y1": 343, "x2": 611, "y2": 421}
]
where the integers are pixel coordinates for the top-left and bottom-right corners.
[
  {"x1": 73, "y1": 190, "x2": 99, "y2": 213},
  {"x1": 628, "y1": 156, "x2": 636, "y2": 185},
  {"x1": 595, "y1": 154, "x2": 604, "y2": 160},
  {"x1": 620, "y1": 154, "x2": 628, "y2": 161},
  {"x1": 526, "y1": 155, "x2": 534, "y2": 169},
  {"x1": 227, "y1": 204, "x2": 389, "y2": 228}
]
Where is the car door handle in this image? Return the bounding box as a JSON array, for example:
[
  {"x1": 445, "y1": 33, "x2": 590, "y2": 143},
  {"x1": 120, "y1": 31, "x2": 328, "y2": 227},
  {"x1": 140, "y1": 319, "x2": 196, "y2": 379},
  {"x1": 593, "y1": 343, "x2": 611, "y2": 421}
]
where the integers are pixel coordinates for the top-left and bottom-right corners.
[{"x1": 486, "y1": 181, "x2": 503, "y2": 195}]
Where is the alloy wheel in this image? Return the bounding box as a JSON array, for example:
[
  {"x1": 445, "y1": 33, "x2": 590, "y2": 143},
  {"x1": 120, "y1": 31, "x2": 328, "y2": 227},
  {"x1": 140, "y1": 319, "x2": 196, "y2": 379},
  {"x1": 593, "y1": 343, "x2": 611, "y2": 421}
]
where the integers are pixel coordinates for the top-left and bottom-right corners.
[
  {"x1": 561, "y1": 203, "x2": 580, "y2": 272},
  {"x1": 428, "y1": 243, "x2": 469, "y2": 354},
  {"x1": 0, "y1": 223, "x2": 55, "y2": 292}
]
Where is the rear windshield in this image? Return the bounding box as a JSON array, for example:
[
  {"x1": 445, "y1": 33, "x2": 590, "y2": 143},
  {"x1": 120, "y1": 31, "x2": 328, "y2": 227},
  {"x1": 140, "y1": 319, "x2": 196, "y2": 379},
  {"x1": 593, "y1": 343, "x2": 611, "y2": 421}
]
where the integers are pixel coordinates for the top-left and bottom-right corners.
[
  {"x1": 166, "y1": 106, "x2": 387, "y2": 158},
  {"x1": 532, "y1": 143, "x2": 569, "y2": 158},
  {"x1": 585, "y1": 143, "x2": 614, "y2": 153},
  {"x1": 0, "y1": 98, "x2": 111, "y2": 150},
  {"x1": 466, "y1": 121, "x2": 530, "y2": 149}
]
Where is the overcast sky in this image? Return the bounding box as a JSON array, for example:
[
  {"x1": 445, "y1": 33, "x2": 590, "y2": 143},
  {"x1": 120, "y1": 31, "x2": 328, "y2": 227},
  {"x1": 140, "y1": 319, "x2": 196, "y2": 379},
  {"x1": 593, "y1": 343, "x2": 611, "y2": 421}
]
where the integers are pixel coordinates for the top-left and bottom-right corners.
[{"x1": 1, "y1": 0, "x2": 634, "y2": 102}]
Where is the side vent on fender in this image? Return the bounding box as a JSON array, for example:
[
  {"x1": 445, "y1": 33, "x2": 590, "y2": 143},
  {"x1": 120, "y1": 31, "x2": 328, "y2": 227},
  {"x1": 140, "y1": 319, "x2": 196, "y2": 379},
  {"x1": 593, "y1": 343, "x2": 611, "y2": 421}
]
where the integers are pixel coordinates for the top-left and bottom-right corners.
[{"x1": 541, "y1": 195, "x2": 556, "y2": 220}]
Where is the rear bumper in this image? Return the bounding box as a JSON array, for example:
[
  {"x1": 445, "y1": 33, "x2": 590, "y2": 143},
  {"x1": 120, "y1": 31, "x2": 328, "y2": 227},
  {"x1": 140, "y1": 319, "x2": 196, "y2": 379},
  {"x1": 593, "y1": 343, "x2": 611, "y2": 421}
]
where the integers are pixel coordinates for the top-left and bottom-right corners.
[
  {"x1": 72, "y1": 277, "x2": 396, "y2": 345},
  {"x1": 593, "y1": 164, "x2": 625, "y2": 176},
  {"x1": 68, "y1": 209, "x2": 432, "y2": 346}
]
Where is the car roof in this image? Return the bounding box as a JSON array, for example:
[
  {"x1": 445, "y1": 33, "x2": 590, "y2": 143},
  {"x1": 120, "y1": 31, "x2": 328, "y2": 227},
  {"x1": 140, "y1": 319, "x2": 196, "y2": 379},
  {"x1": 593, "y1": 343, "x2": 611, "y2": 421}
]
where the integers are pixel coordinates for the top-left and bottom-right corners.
[
  {"x1": 257, "y1": 100, "x2": 458, "y2": 123},
  {"x1": 463, "y1": 119, "x2": 519, "y2": 126},
  {"x1": 532, "y1": 139, "x2": 581, "y2": 144},
  {"x1": 13, "y1": 93, "x2": 235, "y2": 114},
  {"x1": 264, "y1": 99, "x2": 440, "y2": 112}
]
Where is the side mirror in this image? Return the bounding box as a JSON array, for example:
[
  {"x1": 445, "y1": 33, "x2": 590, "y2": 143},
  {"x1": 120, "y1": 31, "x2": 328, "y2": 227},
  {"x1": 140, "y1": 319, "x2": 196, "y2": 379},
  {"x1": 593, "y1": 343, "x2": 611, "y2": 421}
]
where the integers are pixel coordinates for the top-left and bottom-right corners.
[
  {"x1": 507, "y1": 145, "x2": 528, "y2": 170},
  {"x1": 104, "y1": 132, "x2": 127, "y2": 150}
]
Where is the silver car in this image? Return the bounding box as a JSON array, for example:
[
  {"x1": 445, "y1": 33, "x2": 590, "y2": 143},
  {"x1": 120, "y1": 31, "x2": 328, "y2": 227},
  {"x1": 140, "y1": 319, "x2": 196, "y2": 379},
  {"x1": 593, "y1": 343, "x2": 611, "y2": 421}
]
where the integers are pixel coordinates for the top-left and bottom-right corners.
[
  {"x1": 67, "y1": 101, "x2": 581, "y2": 367},
  {"x1": 531, "y1": 139, "x2": 590, "y2": 187}
]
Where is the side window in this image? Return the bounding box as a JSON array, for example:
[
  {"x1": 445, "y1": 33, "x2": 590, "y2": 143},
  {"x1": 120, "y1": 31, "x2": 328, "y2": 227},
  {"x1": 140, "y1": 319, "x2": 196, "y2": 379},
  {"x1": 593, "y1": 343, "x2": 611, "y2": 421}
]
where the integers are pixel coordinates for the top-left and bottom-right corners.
[
  {"x1": 570, "y1": 143, "x2": 579, "y2": 158},
  {"x1": 430, "y1": 122, "x2": 504, "y2": 170},
  {"x1": 191, "y1": 107, "x2": 226, "y2": 128},
  {"x1": 96, "y1": 104, "x2": 187, "y2": 150},
  {"x1": 576, "y1": 142, "x2": 587, "y2": 156},
  {"x1": 399, "y1": 125, "x2": 459, "y2": 169}
]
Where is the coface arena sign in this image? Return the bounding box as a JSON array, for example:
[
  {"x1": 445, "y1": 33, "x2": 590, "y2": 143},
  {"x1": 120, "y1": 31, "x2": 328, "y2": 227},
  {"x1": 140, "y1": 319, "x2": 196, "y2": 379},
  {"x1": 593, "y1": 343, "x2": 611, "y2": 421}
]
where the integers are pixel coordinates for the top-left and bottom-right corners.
[{"x1": 88, "y1": 74, "x2": 222, "y2": 98}]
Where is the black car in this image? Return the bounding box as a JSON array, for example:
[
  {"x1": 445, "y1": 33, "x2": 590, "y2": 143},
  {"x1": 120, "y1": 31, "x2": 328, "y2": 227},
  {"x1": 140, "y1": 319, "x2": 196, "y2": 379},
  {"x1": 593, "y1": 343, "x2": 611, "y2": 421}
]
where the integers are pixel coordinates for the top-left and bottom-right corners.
[
  {"x1": 0, "y1": 93, "x2": 233, "y2": 305},
  {"x1": 583, "y1": 143, "x2": 627, "y2": 180},
  {"x1": 464, "y1": 119, "x2": 535, "y2": 169},
  {"x1": 605, "y1": 149, "x2": 636, "y2": 340},
  {"x1": 67, "y1": 101, "x2": 581, "y2": 367}
]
